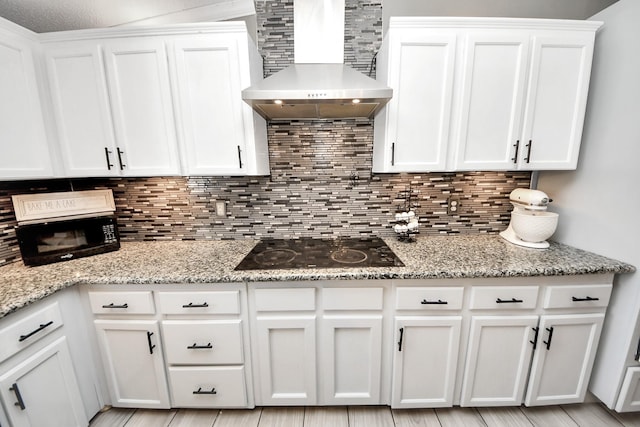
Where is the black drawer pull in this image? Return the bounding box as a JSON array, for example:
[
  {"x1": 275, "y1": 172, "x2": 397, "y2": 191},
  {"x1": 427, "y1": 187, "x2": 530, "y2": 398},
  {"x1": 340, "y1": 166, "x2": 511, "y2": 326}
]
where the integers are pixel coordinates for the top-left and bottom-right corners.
[
  {"x1": 193, "y1": 387, "x2": 217, "y2": 395},
  {"x1": 421, "y1": 299, "x2": 448, "y2": 305},
  {"x1": 496, "y1": 298, "x2": 524, "y2": 304},
  {"x1": 10, "y1": 383, "x2": 26, "y2": 410},
  {"x1": 18, "y1": 321, "x2": 54, "y2": 342},
  {"x1": 398, "y1": 327, "x2": 404, "y2": 352},
  {"x1": 102, "y1": 303, "x2": 129, "y2": 309},
  {"x1": 182, "y1": 302, "x2": 209, "y2": 308},
  {"x1": 147, "y1": 331, "x2": 156, "y2": 354},
  {"x1": 635, "y1": 336, "x2": 640, "y2": 362},
  {"x1": 187, "y1": 343, "x2": 213, "y2": 350},
  {"x1": 530, "y1": 327, "x2": 539, "y2": 350},
  {"x1": 543, "y1": 327, "x2": 554, "y2": 350},
  {"x1": 572, "y1": 296, "x2": 600, "y2": 302}
]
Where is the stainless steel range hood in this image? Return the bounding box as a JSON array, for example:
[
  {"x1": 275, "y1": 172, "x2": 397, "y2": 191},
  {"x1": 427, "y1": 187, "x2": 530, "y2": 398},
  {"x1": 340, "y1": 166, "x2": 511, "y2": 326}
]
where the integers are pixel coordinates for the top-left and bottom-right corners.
[
  {"x1": 241, "y1": 0, "x2": 392, "y2": 120},
  {"x1": 242, "y1": 63, "x2": 392, "y2": 120}
]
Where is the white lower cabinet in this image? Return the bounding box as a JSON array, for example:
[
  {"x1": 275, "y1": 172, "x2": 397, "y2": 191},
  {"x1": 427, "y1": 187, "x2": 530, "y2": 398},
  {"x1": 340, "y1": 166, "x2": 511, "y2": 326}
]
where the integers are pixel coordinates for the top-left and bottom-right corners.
[
  {"x1": 94, "y1": 320, "x2": 170, "y2": 408},
  {"x1": 616, "y1": 368, "x2": 640, "y2": 412},
  {"x1": 391, "y1": 316, "x2": 462, "y2": 408},
  {"x1": 255, "y1": 316, "x2": 317, "y2": 405},
  {"x1": 321, "y1": 315, "x2": 383, "y2": 405},
  {"x1": 0, "y1": 337, "x2": 87, "y2": 427},
  {"x1": 525, "y1": 313, "x2": 604, "y2": 406},
  {"x1": 460, "y1": 315, "x2": 538, "y2": 406}
]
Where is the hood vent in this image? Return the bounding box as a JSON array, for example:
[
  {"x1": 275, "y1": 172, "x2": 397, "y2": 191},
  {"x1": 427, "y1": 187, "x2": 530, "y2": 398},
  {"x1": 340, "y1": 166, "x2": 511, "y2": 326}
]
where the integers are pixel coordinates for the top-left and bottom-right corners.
[{"x1": 242, "y1": 0, "x2": 392, "y2": 120}]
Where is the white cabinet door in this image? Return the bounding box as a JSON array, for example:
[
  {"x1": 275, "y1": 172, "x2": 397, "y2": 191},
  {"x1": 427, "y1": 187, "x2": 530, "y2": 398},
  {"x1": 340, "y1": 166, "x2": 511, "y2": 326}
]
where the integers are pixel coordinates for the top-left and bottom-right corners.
[
  {"x1": 0, "y1": 30, "x2": 53, "y2": 179},
  {"x1": 373, "y1": 30, "x2": 456, "y2": 172},
  {"x1": 615, "y1": 368, "x2": 640, "y2": 412},
  {"x1": 44, "y1": 43, "x2": 119, "y2": 177},
  {"x1": 525, "y1": 313, "x2": 604, "y2": 406},
  {"x1": 453, "y1": 33, "x2": 530, "y2": 170},
  {"x1": 391, "y1": 316, "x2": 461, "y2": 408},
  {"x1": 460, "y1": 315, "x2": 538, "y2": 406},
  {"x1": 518, "y1": 35, "x2": 595, "y2": 170},
  {"x1": 171, "y1": 36, "x2": 247, "y2": 175},
  {"x1": 321, "y1": 315, "x2": 383, "y2": 405},
  {"x1": 0, "y1": 337, "x2": 87, "y2": 427},
  {"x1": 255, "y1": 316, "x2": 317, "y2": 405},
  {"x1": 93, "y1": 319, "x2": 170, "y2": 408},
  {"x1": 103, "y1": 39, "x2": 181, "y2": 176}
]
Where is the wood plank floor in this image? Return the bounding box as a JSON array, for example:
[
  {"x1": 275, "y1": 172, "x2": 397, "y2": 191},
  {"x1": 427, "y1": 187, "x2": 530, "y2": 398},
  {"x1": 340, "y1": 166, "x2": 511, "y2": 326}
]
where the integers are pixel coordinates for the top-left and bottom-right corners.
[{"x1": 90, "y1": 403, "x2": 640, "y2": 427}]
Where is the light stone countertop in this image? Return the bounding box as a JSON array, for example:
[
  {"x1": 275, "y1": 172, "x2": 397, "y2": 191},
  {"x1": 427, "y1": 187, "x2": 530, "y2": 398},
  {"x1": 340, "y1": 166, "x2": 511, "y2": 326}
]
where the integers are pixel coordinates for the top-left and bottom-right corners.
[{"x1": 0, "y1": 235, "x2": 634, "y2": 319}]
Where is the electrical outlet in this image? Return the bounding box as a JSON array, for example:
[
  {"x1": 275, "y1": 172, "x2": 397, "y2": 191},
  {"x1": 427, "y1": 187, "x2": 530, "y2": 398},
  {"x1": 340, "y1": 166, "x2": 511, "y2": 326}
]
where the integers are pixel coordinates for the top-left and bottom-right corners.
[
  {"x1": 215, "y1": 201, "x2": 226, "y2": 217},
  {"x1": 447, "y1": 197, "x2": 460, "y2": 215}
]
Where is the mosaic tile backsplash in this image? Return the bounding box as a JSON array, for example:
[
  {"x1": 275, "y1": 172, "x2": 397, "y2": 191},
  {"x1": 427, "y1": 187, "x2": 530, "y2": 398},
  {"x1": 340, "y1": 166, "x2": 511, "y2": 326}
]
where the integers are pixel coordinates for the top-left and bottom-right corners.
[
  {"x1": 0, "y1": 119, "x2": 531, "y2": 266},
  {"x1": 0, "y1": 0, "x2": 532, "y2": 266}
]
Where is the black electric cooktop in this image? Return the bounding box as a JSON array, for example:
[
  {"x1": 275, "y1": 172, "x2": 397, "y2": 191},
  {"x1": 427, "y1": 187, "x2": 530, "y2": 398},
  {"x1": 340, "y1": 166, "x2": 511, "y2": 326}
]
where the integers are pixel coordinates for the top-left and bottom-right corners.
[{"x1": 234, "y1": 237, "x2": 404, "y2": 270}]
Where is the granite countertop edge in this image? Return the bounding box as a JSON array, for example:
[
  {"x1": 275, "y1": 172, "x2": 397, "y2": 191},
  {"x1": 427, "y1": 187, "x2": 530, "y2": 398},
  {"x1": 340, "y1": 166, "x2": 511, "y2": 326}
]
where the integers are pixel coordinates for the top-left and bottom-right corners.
[{"x1": 0, "y1": 235, "x2": 635, "y2": 319}]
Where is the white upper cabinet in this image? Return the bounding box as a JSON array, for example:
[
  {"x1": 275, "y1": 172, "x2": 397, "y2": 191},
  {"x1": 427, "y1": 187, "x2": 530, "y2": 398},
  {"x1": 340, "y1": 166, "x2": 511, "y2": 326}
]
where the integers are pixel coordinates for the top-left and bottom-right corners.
[
  {"x1": 170, "y1": 31, "x2": 269, "y2": 176},
  {"x1": 373, "y1": 29, "x2": 456, "y2": 172},
  {"x1": 453, "y1": 32, "x2": 530, "y2": 170},
  {"x1": 39, "y1": 22, "x2": 268, "y2": 178},
  {"x1": 0, "y1": 21, "x2": 54, "y2": 180},
  {"x1": 103, "y1": 39, "x2": 181, "y2": 176},
  {"x1": 374, "y1": 18, "x2": 601, "y2": 172},
  {"x1": 517, "y1": 34, "x2": 596, "y2": 170},
  {"x1": 44, "y1": 43, "x2": 119, "y2": 177}
]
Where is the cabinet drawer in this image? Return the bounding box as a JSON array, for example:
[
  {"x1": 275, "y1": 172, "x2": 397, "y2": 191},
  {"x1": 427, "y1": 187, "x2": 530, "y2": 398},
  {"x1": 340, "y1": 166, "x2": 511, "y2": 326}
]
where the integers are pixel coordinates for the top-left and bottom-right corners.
[
  {"x1": 157, "y1": 291, "x2": 240, "y2": 315},
  {"x1": 0, "y1": 302, "x2": 63, "y2": 363},
  {"x1": 324, "y1": 288, "x2": 383, "y2": 310},
  {"x1": 543, "y1": 285, "x2": 612, "y2": 309},
  {"x1": 254, "y1": 288, "x2": 315, "y2": 312},
  {"x1": 469, "y1": 286, "x2": 539, "y2": 309},
  {"x1": 162, "y1": 320, "x2": 243, "y2": 365},
  {"x1": 395, "y1": 287, "x2": 464, "y2": 310},
  {"x1": 88, "y1": 291, "x2": 155, "y2": 315},
  {"x1": 168, "y1": 366, "x2": 247, "y2": 408}
]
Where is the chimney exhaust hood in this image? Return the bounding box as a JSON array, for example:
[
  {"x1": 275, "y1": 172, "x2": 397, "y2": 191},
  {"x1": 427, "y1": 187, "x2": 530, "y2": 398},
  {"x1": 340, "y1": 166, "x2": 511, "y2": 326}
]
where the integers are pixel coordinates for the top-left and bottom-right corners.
[{"x1": 241, "y1": 0, "x2": 392, "y2": 120}]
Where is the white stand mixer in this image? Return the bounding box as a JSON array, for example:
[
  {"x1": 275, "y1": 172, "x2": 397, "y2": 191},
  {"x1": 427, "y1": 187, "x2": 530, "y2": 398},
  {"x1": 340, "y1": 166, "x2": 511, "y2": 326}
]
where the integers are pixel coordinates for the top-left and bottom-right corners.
[{"x1": 500, "y1": 188, "x2": 559, "y2": 249}]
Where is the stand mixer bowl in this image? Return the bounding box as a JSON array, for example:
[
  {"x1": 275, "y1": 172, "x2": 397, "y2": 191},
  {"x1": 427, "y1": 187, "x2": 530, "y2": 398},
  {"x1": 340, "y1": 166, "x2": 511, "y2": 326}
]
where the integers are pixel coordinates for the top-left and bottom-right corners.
[{"x1": 511, "y1": 210, "x2": 559, "y2": 243}]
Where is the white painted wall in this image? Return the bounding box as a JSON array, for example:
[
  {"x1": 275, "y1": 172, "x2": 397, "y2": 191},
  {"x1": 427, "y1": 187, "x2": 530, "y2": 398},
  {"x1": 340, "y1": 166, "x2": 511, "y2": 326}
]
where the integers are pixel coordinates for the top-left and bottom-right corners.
[{"x1": 537, "y1": 0, "x2": 640, "y2": 409}]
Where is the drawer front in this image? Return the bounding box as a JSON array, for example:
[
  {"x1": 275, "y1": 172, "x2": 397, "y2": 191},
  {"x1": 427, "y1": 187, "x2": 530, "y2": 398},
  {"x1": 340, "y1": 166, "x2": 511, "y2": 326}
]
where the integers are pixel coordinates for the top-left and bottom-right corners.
[
  {"x1": 157, "y1": 291, "x2": 240, "y2": 315},
  {"x1": 162, "y1": 320, "x2": 243, "y2": 365},
  {"x1": 88, "y1": 291, "x2": 155, "y2": 315},
  {"x1": 168, "y1": 366, "x2": 247, "y2": 408},
  {"x1": 254, "y1": 288, "x2": 315, "y2": 312},
  {"x1": 544, "y1": 284, "x2": 612, "y2": 309},
  {"x1": 395, "y1": 287, "x2": 464, "y2": 310},
  {"x1": 0, "y1": 302, "x2": 63, "y2": 363},
  {"x1": 469, "y1": 286, "x2": 539, "y2": 310},
  {"x1": 324, "y1": 288, "x2": 384, "y2": 310}
]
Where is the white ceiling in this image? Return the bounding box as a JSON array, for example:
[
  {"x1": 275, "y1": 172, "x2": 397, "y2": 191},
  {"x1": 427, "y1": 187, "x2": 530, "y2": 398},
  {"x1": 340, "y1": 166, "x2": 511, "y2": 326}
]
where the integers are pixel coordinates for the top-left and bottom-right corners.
[{"x1": 0, "y1": 0, "x2": 255, "y2": 33}]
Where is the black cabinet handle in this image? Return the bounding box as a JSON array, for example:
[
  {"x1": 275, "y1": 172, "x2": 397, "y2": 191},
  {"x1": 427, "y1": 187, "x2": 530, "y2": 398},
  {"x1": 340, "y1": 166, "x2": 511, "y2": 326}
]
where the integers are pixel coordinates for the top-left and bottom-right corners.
[
  {"x1": 512, "y1": 140, "x2": 520, "y2": 163},
  {"x1": 18, "y1": 321, "x2": 54, "y2": 342},
  {"x1": 193, "y1": 387, "x2": 217, "y2": 395},
  {"x1": 104, "y1": 147, "x2": 114, "y2": 170},
  {"x1": 237, "y1": 145, "x2": 243, "y2": 169},
  {"x1": 147, "y1": 331, "x2": 156, "y2": 354},
  {"x1": 398, "y1": 327, "x2": 404, "y2": 352},
  {"x1": 391, "y1": 142, "x2": 396, "y2": 166},
  {"x1": 102, "y1": 303, "x2": 129, "y2": 309},
  {"x1": 496, "y1": 298, "x2": 524, "y2": 304},
  {"x1": 116, "y1": 147, "x2": 126, "y2": 170},
  {"x1": 543, "y1": 326, "x2": 554, "y2": 350},
  {"x1": 572, "y1": 296, "x2": 600, "y2": 302},
  {"x1": 10, "y1": 383, "x2": 26, "y2": 410},
  {"x1": 187, "y1": 343, "x2": 213, "y2": 350},
  {"x1": 635, "y1": 336, "x2": 640, "y2": 362},
  {"x1": 524, "y1": 140, "x2": 532, "y2": 163},
  {"x1": 530, "y1": 327, "x2": 539, "y2": 350},
  {"x1": 421, "y1": 299, "x2": 448, "y2": 305},
  {"x1": 182, "y1": 302, "x2": 209, "y2": 308}
]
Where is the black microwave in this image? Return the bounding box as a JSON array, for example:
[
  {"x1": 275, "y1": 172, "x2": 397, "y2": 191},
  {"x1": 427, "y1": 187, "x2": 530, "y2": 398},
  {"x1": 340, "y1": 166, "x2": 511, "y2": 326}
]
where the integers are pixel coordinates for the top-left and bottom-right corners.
[{"x1": 16, "y1": 215, "x2": 120, "y2": 266}]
